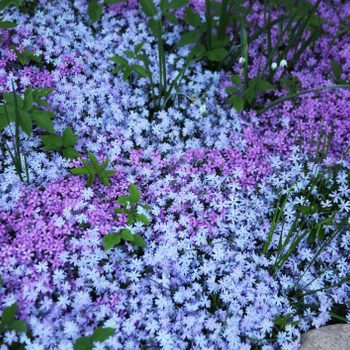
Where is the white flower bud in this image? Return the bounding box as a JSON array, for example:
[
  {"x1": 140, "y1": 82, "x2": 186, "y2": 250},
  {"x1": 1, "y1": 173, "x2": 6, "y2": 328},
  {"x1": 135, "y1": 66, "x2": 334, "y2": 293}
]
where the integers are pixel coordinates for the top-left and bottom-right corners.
[
  {"x1": 279, "y1": 59, "x2": 287, "y2": 68},
  {"x1": 271, "y1": 62, "x2": 278, "y2": 70},
  {"x1": 239, "y1": 57, "x2": 245, "y2": 64}
]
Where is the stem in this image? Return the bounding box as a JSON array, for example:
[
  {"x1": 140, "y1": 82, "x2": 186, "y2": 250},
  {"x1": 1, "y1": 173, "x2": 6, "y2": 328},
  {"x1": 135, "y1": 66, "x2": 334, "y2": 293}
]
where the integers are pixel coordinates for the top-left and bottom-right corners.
[
  {"x1": 258, "y1": 84, "x2": 350, "y2": 115},
  {"x1": 205, "y1": 0, "x2": 212, "y2": 50},
  {"x1": 218, "y1": 0, "x2": 229, "y2": 41}
]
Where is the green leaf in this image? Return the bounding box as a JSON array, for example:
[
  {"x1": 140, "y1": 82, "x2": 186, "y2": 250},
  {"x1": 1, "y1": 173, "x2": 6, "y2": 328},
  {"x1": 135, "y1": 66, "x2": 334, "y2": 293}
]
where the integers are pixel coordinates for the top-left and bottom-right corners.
[
  {"x1": 331, "y1": 59, "x2": 342, "y2": 81},
  {"x1": 88, "y1": 0, "x2": 103, "y2": 23},
  {"x1": 110, "y1": 55, "x2": 128, "y2": 66},
  {"x1": 32, "y1": 88, "x2": 53, "y2": 99},
  {"x1": 148, "y1": 18, "x2": 161, "y2": 37},
  {"x1": 23, "y1": 87, "x2": 33, "y2": 111},
  {"x1": 62, "y1": 147, "x2": 80, "y2": 159},
  {"x1": 70, "y1": 167, "x2": 90, "y2": 175},
  {"x1": 1, "y1": 303, "x2": 17, "y2": 325},
  {"x1": 117, "y1": 195, "x2": 129, "y2": 206},
  {"x1": 177, "y1": 31, "x2": 201, "y2": 47},
  {"x1": 129, "y1": 183, "x2": 140, "y2": 203},
  {"x1": 136, "y1": 214, "x2": 150, "y2": 225},
  {"x1": 161, "y1": 0, "x2": 187, "y2": 10},
  {"x1": 184, "y1": 8, "x2": 201, "y2": 27},
  {"x1": 62, "y1": 126, "x2": 79, "y2": 147},
  {"x1": 207, "y1": 47, "x2": 228, "y2": 62},
  {"x1": 8, "y1": 320, "x2": 27, "y2": 333},
  {"x1": 88, "y1": 152, "x2": 100, "y2": 172},
  {"x1": 227, "y1": 94, "x2": 244, "y2": 112},
  {"x1": 41, "y1": 134, "x2": 63, "y2": 150},
  {"x1": 74, "y1": 336, "x2": 93, "y2": 350},
  {"x1": 0, "y1": 20, "x2": 17, "y2": 28},
  {"x1": 18, "y1": 111, "x2": 32, "y2": 136},
  {"x1": 231, "y1": 74, "x2": 241, "y2": 85},
  {"x1": 33, "y1": 112, "x2": 55, "y2": 133},
  {"x1": 131, "y1": 234, "x2": 147, "y2": 248},
  {"x1": 131, "y1": 64, "x2": 148, "y2": 78},
  {"x1": 103, "y1": 233, "x2": 121, "y2": 250},
  {"x1": 120, "y1": 228, "x2": 134, "y2": 242},
  {"x1": 140, "y1": 0, "x2": 157, "y2": 17},
  {"x1": 91, "y1": 327, "x2": 115, "y2": 342}
]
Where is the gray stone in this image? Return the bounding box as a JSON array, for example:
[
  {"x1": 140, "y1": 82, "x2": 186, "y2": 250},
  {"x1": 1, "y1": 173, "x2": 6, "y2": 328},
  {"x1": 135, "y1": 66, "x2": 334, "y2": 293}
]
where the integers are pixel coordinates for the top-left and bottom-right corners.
[{"x1": 300, "y1": 324, "x2": 350, "y2": 350}]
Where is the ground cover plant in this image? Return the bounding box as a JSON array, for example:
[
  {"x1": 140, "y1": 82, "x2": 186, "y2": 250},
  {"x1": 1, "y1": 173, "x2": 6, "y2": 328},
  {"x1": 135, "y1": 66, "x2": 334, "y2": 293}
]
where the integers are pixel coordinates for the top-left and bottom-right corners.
[{"x1": 0, "y1": 0, "x2": 350, "y2": 349}]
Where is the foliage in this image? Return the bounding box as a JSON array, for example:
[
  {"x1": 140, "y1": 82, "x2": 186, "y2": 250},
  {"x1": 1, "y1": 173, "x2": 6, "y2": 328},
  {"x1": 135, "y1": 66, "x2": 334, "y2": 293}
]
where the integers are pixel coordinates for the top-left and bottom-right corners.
[
  {"x1": 103, "y1": 183, "x2": 150, "y2": 250},
  {"x1": 41, "y1": 126, "x2": 80, "y2": 159},
  {"x1": 70, "y1": 152, "x2": 116, "y2": 187},
  {"x1": 0, "y1": 303, "x2": 28, "y2": 349},
  {"x1": 87, "y1": 0, "x2": 126, "y2": 23},
  {"x1": 73, "y1": 327, "x2": 115, "y2": 350},
  {"x1": 111, "y1": 0, "x2": 206, "y2": 110},
  {"x1": 0, "y1": 0, "x2": 22, "y2": 28}
]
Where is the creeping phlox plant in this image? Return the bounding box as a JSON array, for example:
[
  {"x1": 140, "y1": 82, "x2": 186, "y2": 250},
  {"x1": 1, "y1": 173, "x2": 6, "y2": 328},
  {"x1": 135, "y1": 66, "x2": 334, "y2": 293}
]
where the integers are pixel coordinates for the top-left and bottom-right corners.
[
  {"x1": 104, "y1": 183, "x2": 150, "y2": 250},
  {"x1": 0, "y1": 0, "x2": 350, "y2": 349}
]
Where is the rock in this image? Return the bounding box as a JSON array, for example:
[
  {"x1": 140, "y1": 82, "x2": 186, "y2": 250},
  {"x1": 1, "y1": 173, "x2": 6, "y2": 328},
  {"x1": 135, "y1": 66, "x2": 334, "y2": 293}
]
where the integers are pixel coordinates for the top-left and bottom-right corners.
[{"x1": 300, "y1": 324, "x2": 350, "y2": 350}]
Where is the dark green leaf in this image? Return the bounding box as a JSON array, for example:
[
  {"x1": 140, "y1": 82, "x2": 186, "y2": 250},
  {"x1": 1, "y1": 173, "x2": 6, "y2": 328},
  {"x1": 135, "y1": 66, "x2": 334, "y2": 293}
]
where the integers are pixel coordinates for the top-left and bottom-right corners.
[
  {"x1": 136, "y1": 214, "x2": 150, "y2": 225},
  {"x1": 184, "y1": 7, "x2": 201, "y2": 27},
  {"x1": 41, "y1": 134, "x2": 63, "y2": 150},
  {"x1": 74, "y1": 336, "x2": 92, "y2": 350},
  {"x1": 177, "y1": 31, "x2": 201, "y2": 47},
  {"x1": 19, "y1": 111, "x2": 32, "y2": 136},
  {"x1": 207, "y1": 47, "x2": 228, "y2": 62},
  {"x1": 103, "y1": 233, "x2": 121, "y2": 250},
  {"x1": 62, "y1": 147, "x2": 80, "y2": 159},
  {"x1": 117, "y1": 195, "x2": 129, "y2": 206},
  {"x1": 132, "y1": 234, "x2": 147, "y2": 248},
  {"x1": 62, "y1": 126, "x2": 79, "y2": 147},
  {"x1": 120, "y1": 228, "x2": 134, "y2": 242},
  {"x1": 91, "y1": 327, "x2": 115, "y2": 342},
  {"x1": 0, "y1": 20, "x2": 17, "y2": 28},
  {"x1": 140, "y1": 0, "x2": 157, "y2": 17},
  {"x1": 1, "y1": 303, "x2": 17, "y2": 325},
  {"x1": 70, "y1": 167, "x2": 90, "y2": 175},
  {"x1": 129, "y1": 183, "x2": 140, "y2": 203},
  {"x1": 227, "y1": 94, "x2": 244, "y2": 112},
  {"x1": 8, "y1": 320, "x2": 27, "y2": 333},
  {"x1": 88, "y1": 0, "x2": 103, "y2": 23},
  {"x1": 33, "y1": 113, "x2": 55, "y2": 133},
  {"x1": 110, "y1": 55, "x2": 128, "y2": 66}
]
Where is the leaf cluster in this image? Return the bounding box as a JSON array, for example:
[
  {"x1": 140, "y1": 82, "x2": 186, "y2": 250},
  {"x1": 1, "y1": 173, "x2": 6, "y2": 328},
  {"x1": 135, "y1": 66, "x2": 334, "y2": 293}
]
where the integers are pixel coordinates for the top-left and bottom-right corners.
[
  {"x1": 74, "y1": 327, "x2": 115, "y2": 350},
  {"x1": 103, "y1": 184, "x2": 151, "y2": 250},
  {"x1": 70, "y1": 152, "x2": 116, "y2": 187}
]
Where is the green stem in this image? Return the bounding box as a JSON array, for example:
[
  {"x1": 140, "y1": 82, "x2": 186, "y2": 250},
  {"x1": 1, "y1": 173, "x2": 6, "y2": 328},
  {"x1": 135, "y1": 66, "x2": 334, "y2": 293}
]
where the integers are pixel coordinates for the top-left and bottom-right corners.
[{"x1": 258, "y1": 84, "x2": 350, "y2": 115}]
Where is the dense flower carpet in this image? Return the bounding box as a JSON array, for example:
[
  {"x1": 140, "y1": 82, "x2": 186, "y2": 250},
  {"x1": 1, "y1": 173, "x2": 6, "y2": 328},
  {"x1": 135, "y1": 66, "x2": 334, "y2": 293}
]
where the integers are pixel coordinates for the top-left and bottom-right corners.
[{"x1": 0, "y1": 0, "x2": 350, "y2": 349}]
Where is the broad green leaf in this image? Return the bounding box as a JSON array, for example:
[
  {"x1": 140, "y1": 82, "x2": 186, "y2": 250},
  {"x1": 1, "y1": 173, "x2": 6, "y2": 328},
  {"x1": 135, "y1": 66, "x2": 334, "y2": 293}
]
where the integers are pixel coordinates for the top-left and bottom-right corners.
[
  {"x1": 131, "y1": 64, "x2": 148, "y2": 78},
  {"x1": 207, "y1": 47, "x2": 228, "y2": 62},
  {"x1": 88, "y1": 152, "x2": 99, "y2": 172},
  {"x1": 110, "y1": 55, "x2": 128, "y2": 65},
  {"x1": 132, "y1": 234, "x2": 147, "y2": 248},
  {"x1": 74, "y1": 336, "x2": 92, "y2": 350},
  {"x1": 0, "y1": 20, "x2": 17, "y2": 28},
  {"x1": 227, "y1": 94, "x2": 244, "y2": 112},
  {"x1": 231, "y1": 74, "x2": 241, "y2": 85},
  {"x1": 8, "y1": 320, "x2": 27, "y2": 333},
  {"x1": 1, "y1": 303, "x2": 17, "y2": 325},
  {"x1": 140, "y1": 0, "x2": 157, "y2": 17},
  {"x1": 70, "y1": 167, "x2": 90, "y2": 175},
  {"x1": 33, "y1": 113, "x2": 55, "y2": 133},
  {"x1": 177, "y1": 31, "x2": 201, "y2": 47},
  {"x1": 103, "y1": 233, "x2": 121, "y2": 250},
  {"x1": 62, "y1": 126, "x2": 78, "y2": 147},
  {"x1": 117, "y1": 195, "x2": 129, "y2": 206},
  {"x1": 62, "y1": 147, "x2": 80, "y2": 159},
  {"x1": 120, "y1": 229, "x2": 134, "y2": 242},
  {"x1": 136, "y1": 214, "x2": 150, "y2": 225},
  {"x1": 184, "y1": 8, "x2": 201, "y2": 27},
  {"x1": 18, "y1": 111, "x2": 32, "y2": 136},
  {"x1": 88, "y1": 0, "x2": 103, "y2": 23},
  {"x1": 41, "y1": 134, "x2": 63, "y2": 150},
  {"x1": 129, "y1": 183, "x2": 140, "y2": 203},
  {"x1": 91, "y1": 327, "x2": 115, "y2": 342},
  {"x1": 148, "y1": 18, "x2": 161, "y2": 37}
]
